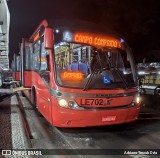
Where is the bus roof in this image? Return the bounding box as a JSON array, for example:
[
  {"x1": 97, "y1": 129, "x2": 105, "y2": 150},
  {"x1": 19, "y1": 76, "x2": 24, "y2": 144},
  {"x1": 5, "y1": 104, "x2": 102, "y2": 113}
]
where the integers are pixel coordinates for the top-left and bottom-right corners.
[
  {"x1": 29, "y1": 19, "x2": 126, "y2": 45},
  {"x1": 48, "y1": 19, "x2": 123, "y2": 39}
]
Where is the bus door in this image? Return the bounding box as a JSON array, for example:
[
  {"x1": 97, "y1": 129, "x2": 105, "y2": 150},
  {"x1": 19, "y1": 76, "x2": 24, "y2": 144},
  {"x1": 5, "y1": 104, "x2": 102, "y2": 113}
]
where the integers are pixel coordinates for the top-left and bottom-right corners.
[
  {"x1": 15, "y1": 55, "x2": 20, "y2": 81},
  {"x1": 32, "y1": 37, "x2": 51, "y2": 122},
  {"x1": 20, "y1": 38, "x2": 32, "y2": 87}
]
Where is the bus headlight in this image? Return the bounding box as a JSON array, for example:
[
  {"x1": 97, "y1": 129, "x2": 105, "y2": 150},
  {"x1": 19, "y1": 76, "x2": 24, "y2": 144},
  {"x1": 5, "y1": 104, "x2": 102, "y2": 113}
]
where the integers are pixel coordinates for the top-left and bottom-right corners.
[
  {"x1": 58, "y1": 99, "x2": 79, "y2": 109},
  {"x1": 132, "y1": 95, "x2": 141, "y2": 106},
  {"x1": 68, "y1": 101, "x2": 78, "y2": 109},
  {"x1": 58, "y1": 99, "x2": 68, "y2": 107},
  {"x1": 136, "y1": 96, "x2": 141, "y2": 104}
]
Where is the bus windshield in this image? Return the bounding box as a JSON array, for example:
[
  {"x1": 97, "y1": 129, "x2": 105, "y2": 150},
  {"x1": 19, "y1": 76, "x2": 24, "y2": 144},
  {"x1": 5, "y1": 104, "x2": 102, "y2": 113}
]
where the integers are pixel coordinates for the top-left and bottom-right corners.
[
  {"x1": 54, "y1": 42, "x2": 135, "y2": 90},
  {"x1": 54, "y1": 30, "x2": 136, "y2": 90}
]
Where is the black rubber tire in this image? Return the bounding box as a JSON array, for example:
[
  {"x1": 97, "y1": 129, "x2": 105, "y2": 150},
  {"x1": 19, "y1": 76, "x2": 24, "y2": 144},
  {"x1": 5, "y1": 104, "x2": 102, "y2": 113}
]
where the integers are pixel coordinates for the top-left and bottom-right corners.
[{"x1": 32, "y1": 90, "x2": 43, "y2": 117}]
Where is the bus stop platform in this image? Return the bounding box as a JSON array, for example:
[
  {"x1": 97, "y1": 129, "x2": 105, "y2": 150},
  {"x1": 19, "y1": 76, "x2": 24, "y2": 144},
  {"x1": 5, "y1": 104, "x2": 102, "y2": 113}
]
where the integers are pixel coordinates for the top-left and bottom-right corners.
[{"x1": 0, "y1": 93, "x2": 29, "y2": 158}]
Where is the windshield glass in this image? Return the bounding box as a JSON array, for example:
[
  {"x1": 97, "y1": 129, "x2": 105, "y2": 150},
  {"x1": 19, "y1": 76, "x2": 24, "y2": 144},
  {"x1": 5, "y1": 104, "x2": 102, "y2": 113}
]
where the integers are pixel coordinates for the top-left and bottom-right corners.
[{"x1": 54, "y1": 42, "x2": 136, "y2": 90}]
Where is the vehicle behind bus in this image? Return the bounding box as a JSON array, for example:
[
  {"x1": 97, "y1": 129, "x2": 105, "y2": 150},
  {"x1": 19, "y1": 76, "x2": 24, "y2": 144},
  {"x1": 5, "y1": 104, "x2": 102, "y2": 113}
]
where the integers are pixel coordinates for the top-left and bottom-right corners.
[{"x1": 138, "y1": 62, "x2": 160, "y2": 95}]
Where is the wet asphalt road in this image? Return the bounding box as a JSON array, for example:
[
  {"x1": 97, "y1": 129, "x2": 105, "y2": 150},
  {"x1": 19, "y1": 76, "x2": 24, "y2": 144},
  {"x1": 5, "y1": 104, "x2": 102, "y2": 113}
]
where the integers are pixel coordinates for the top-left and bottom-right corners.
[{"x1": 0, "y1": 93, "x2": 160, "y2": 158}]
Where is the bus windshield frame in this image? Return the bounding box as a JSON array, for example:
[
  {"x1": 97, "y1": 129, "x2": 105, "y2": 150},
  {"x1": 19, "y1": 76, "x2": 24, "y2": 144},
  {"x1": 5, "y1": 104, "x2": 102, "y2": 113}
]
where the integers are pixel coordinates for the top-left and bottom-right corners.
[{"x1": 54, "y1": 30, "x2": 137, "y2": 90}]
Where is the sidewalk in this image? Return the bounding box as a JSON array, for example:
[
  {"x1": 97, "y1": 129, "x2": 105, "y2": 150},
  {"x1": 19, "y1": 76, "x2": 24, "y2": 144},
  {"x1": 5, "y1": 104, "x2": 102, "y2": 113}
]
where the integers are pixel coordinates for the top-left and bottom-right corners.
[{"x1": 0, "y1": 94, "x2": 29, "y2": 158}]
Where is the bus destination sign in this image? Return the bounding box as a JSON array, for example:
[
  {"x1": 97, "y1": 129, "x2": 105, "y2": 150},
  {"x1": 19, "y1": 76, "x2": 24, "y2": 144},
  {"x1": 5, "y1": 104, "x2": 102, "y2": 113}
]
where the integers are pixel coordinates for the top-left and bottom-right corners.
[{"x1": 63, "y1": 31, "x2": 121, "y2": 48}]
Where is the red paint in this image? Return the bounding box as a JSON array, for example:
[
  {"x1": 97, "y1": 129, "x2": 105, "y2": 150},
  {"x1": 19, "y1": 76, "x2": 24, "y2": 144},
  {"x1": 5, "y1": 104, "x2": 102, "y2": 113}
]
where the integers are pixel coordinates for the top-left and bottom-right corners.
[
  {"x1": 24, "y1": 71, "x2": 32, "y2": 87},
  {"x1": 13, "y1": 71, "x2": 20, "y2": 81},
  {"x1": 51, "y1": 96, "x2": 140, "y2": 127}
]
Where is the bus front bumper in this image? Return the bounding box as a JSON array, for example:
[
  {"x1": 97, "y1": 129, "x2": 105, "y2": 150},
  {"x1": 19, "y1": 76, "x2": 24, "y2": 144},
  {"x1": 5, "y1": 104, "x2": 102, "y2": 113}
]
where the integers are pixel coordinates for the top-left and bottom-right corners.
[{"x1": 52, "y1": 104, "x2": 140, "y2": 128}]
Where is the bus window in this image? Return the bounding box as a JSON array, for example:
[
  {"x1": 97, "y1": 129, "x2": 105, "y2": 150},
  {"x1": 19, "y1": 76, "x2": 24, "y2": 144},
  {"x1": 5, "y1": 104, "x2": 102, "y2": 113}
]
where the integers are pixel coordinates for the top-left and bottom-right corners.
[
  {"x1": 16, "y1": 56, "x2": 20, "y2": 71},
  {"x1": 39, "y1": 41, "x2": 50, "y2": 83},
  {"x1": 54, "y1": 41, "x2": 135, "y2": 89},
  {"x1": 32, "y1": 40, "x2": 41, "y2": 71},
  {"x1": 26, "y1": 46, "x2": 32, "y2": 70},
  {"x1": 40, "y1": 42, "x2": 48, "y2": 71},
  {"x1": 55, "y1": 43, "x2": 89, "y2": 73}
]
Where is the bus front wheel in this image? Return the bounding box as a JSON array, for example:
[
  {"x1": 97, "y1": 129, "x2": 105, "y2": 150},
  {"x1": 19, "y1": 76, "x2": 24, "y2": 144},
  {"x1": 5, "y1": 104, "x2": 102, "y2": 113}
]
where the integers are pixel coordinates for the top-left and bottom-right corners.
[{"x1": 32, "y1": 89, "x2": 43, "y2": 117}]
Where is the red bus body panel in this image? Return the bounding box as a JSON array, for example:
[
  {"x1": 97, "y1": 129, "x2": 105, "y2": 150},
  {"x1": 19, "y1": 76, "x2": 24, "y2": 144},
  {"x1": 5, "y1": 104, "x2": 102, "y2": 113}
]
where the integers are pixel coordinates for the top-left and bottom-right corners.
[
  {"x1": 51, "y1": 102, "x2": 140, "y2": 127},
  {"x1": 24, "y1": 70, "x2": 140, "y2": 127},
  {"x1": 24, "y1": 71, "x2": 32, "y2": 87},
  {"x1": 12, "y1": 72, "x2": 20, "y2": 81},
  {"x1": 31, "y1": 71, "x2": 52, "y2": 123},
  {"x1": 15, "y1": 72, "x2": 20, "y2": 81},
  {"x1": 49, "y1": 88, "x2": 140, "y2": 127}
]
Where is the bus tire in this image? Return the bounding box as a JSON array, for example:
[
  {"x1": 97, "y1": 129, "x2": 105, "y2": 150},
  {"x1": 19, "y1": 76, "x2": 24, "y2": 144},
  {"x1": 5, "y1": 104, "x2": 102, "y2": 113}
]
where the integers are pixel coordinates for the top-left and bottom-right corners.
[
  {"x1": 154, "y1": 87, "x2": 160, "y2": 96},
  {"x1": 32, "y1": 89, "x2": 43, "y2": 117}
]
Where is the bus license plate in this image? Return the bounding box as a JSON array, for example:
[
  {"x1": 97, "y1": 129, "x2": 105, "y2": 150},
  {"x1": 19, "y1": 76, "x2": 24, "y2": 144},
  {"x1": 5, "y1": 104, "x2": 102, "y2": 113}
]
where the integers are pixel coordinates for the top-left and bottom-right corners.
[
  {"x1": 102, "y1": 116, "x2": 116, "y2": 122},
  {"x1": 80, "y1": 98, "x2": 106, "y2": 106}
]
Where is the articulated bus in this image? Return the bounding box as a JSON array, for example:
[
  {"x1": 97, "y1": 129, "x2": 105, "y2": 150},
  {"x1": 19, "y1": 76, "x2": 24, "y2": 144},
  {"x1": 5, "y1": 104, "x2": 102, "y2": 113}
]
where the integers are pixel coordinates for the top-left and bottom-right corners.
[{"x1": 19, "y1": 19, "x2": 141, "y2": 127}]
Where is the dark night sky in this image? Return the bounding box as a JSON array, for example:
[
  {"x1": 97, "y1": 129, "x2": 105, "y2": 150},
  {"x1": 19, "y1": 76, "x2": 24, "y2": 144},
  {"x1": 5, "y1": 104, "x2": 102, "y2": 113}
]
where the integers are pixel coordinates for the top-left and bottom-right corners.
[{"x1": 7, "y1": 0, "x2": 160, "y2": 63}]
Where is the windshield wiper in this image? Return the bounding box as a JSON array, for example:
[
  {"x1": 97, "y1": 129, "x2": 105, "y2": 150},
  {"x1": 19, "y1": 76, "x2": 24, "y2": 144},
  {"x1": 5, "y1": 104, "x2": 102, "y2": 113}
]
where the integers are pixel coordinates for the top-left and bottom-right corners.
[
  {"x1": 104, "y1": 52, "x2": 128, "y2": 89},
  {"x1": 83, "y1": 60, "x2": 100, "y2": 91},
  {"x1": 112, "y1": 68, "x2": 128, "y2": 89},
  {"x1": 83, "y1": 51, "x2": 128, "y2": 90}
]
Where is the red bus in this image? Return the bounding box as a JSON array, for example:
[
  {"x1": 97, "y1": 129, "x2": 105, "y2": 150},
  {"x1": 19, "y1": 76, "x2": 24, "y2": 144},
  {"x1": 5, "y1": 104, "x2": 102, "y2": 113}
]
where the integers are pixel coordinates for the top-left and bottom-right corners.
[{"x1": 20, "y1": 19, "x2": 141, "y2": 127}]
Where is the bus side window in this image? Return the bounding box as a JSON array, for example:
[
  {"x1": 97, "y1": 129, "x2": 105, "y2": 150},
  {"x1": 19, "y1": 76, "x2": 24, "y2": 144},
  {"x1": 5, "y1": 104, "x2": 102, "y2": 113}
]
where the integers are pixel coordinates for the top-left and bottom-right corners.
[
  {"x1": 39, "y1": 41, "x2": 50, "y2": 83},
  {"x1": 32, "y1": 40, "x2": 40, "y2": 71},
  {"x1": 40, "y1": 42, "x2": 49, "y2": 71},
  {"x1": 26, "y1": 46, "x2": 31, "y2": 70}
]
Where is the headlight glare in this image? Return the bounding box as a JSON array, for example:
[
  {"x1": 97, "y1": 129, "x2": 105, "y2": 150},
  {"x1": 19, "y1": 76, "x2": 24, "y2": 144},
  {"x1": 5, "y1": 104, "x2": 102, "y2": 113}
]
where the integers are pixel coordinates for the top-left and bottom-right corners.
[
  {"x1": 58, "y1": 99, "x2": 68, "y2": 107},
  {"x1": 136, "y1": 96, "x2": 141, "y2": 104},
  {"x1": 58, "y1": 99, "x2": 79, "y2": 109}
]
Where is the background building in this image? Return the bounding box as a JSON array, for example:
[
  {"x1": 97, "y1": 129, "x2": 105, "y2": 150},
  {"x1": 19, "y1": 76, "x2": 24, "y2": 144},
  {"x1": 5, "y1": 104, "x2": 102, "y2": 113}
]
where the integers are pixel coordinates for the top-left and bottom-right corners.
[{"x1": 0, "y1": 0, "x2": 10, "y2": 70}]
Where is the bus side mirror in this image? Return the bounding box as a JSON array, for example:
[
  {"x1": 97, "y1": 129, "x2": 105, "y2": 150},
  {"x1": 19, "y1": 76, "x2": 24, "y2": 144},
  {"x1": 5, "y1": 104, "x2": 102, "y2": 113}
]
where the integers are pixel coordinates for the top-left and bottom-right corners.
[{"x1": 44, "y1": 27, "x2": 53, "y2": 49}]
